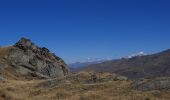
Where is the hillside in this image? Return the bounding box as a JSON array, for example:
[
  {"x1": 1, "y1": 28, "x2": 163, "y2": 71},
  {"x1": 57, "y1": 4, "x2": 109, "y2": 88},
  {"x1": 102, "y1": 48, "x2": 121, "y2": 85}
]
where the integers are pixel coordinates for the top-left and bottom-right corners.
[
  {"x1": 1, "y1": 38, "x2": 170, "y2": 100},
  {"x1": 74, "y1": 49, "x2": 170, "y2": 79},
  {"x1": 1, "y1": 72, "x2": 170, "y2": 100}
]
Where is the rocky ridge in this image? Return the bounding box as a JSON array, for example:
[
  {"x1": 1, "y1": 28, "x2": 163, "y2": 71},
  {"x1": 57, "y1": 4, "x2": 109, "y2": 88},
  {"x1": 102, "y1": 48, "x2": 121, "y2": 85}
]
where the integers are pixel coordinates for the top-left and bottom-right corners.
[{"x1": 0, "y1": 38, "x2": 69, "y2": 79}]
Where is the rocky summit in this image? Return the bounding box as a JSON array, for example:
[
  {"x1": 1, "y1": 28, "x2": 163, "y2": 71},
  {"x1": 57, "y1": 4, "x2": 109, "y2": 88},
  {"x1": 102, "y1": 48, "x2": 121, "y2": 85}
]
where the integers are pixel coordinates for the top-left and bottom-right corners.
[{"x1": 0, "y1": 38, "x2": 69, "y2": 79}]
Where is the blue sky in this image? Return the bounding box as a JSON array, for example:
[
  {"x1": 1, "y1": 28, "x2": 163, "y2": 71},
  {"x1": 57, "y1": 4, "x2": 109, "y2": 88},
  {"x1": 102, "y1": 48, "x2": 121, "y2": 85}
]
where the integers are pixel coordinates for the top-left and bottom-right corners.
[{"x1": 0, "y1": 0, "x2": 170, "y2": 63}]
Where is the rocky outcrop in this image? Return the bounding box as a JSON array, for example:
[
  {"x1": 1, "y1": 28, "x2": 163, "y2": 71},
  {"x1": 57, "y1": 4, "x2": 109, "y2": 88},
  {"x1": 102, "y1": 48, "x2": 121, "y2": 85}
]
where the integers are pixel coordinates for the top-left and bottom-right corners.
[
  {"x1": 132, "y1": 77, "x2": 170, "y2": 91},
  {"x1": 0, "y1": 38, "x2": 69, "y2": 79}
]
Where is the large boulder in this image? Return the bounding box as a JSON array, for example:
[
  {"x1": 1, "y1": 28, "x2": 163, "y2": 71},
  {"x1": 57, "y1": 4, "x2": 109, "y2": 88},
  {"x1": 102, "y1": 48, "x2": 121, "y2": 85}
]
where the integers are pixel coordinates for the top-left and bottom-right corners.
[{"x1": 0, "y1": 38, "x2": 69, "y2": 79}]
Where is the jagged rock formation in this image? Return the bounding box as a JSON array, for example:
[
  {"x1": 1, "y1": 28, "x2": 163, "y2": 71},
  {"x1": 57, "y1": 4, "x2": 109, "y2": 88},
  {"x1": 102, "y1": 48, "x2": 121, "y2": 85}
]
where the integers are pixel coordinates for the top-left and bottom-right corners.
[
  {"x1": 132, "y1": 77, "x2": 170, "y2": 91},
  {"x1": 0, "y1": 38, "x2": 69, "y2": 79}
]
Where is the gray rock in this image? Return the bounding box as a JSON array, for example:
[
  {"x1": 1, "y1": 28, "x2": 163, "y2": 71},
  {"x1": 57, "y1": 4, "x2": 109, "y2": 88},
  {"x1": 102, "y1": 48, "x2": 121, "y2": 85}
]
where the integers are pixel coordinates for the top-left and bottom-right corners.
[
  {"x1": 30, "y1": 72, "x2": 50, "y2": 79},
  {"x1": 109, "y1": 73, "x2": 128, "y2": 81},
  {"x1": 4, "y1": 37, "x2": 69, "y2": 78},
  {"x1": 116, "y1": 76, "x2": 128, "y2": 81},
  {"x1": 132, "y1": 77, "x2": 170, "y2": 91},
  {"x1": 0, "y1": 62, "x2": 7, "y2": 69},
  {"x1": 0, "y1": 76, "x2": 5, "y2": 80}
]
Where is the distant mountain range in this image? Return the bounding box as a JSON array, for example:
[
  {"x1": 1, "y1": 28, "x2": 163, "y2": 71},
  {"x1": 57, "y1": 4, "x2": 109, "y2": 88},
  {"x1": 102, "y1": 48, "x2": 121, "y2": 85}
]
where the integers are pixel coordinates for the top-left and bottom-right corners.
[
  {"x1": 69, "y1": 58, "x2": 111, "y2": 72},
  {"x1": 69, "y1": 52, "x2": 147, "y2": 71},
  {"x1": 73, "y1": 49, "x2": 170, "y2": 79}
]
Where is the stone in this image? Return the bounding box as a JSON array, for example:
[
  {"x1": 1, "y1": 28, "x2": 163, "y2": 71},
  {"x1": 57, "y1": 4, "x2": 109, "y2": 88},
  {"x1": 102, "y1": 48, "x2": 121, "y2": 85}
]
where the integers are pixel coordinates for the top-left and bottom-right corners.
[
  {"x1": 0, "y1": 76, "x2": 5, "y2": 80},
  {"x1": 132, "y1": 77, "x2": 170, "y2": 91},
  {"x1": 3, "y1": 37, "x2": 69, "y2": 79},
  {"x1": 116, "y1": 76, "x2": 128, "y2": 81},
  {"x1": 0, "y1": 62, "x2": 7, "y2": 69}
]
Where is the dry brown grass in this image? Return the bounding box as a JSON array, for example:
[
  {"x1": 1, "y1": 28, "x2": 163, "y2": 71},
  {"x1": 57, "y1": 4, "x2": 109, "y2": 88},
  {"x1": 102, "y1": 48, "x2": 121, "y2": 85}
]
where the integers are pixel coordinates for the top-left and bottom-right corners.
[
  {"x1": 0, "y1": 46, "x2": 13, "y2": 58},
  {"x1": 0, "y1": 52, "x2": 170, "y2": 100},
  {"x1": 0, "y1": 78, "x2": 170, "y2": 100}
]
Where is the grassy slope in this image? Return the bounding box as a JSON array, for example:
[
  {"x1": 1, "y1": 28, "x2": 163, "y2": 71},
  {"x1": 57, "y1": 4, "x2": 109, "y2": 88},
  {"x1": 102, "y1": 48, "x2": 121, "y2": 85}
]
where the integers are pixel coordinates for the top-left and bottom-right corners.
[
  {"x1": 0, "y1": 76, "x2": 170, "y2": 100},
  {"x1": 0, "y1": 47, "x2": 170, "y2": 100}
]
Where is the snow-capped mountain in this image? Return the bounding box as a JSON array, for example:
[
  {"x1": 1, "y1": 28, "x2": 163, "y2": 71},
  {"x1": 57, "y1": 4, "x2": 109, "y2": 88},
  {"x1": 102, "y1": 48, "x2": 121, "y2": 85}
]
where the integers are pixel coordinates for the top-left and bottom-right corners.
[
  {"x1": 124, "y1": 51, "x2": 147, "y2": 59},
  {"x1": 69, "y1": 58, "x2": 112, "y2": 69}
]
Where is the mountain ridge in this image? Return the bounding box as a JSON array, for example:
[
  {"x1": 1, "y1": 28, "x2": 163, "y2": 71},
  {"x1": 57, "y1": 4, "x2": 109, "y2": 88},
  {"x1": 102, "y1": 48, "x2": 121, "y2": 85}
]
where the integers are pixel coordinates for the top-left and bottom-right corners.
[{"x1": 73, "y1": 49, "x2": 170, "y2": 79}]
